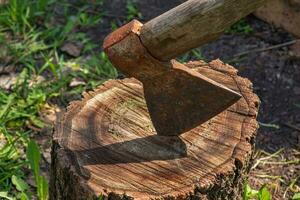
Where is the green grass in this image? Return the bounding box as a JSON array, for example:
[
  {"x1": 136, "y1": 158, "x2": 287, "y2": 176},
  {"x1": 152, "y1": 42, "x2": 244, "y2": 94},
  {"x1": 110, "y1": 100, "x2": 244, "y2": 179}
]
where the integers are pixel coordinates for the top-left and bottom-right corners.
[
  {"x1": 226, "y1": 18, "x2": 253, "y2": 35},
  {"x1": 126, "y1": 0, "x2": 142, "y2": 21},
  {"x1": 0, "y1": 68, "x2": 51, "y2": 199},
  {"x1": 0, "y1": 0, "x2": 118, "y2": 199}
]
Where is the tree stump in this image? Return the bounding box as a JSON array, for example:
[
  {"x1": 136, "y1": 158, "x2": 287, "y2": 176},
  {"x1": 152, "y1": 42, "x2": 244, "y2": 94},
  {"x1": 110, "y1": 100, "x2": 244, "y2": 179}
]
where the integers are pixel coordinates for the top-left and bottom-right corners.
[{"x1": 50, "y1": 60, "x2": 260, "y2": 200}]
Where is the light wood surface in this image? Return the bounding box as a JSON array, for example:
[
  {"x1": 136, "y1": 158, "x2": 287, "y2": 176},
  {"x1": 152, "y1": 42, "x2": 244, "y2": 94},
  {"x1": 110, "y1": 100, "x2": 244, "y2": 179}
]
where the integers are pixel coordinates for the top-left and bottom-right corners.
[{"x1": 50, "y1": 60, "x2": 260, "y2": 200}]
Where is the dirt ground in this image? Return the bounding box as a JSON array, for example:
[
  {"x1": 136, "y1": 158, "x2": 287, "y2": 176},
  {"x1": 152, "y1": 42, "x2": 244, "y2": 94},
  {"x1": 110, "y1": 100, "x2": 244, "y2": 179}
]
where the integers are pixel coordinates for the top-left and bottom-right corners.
[
  {"x1": 204, "y1": 17, "x2": 300, "y2": 199},
  {"x1": 35, "y1": 0, "x2": 299, "y2": 199}
]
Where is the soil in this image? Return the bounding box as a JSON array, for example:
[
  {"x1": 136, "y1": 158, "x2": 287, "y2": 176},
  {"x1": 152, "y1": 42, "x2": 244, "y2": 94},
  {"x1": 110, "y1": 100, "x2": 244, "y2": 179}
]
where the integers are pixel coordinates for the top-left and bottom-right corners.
[
  {"x1": 39, "y1": 0, "x2": 300, "y2": 199},
  {"x1": 197, "y1": 16, "x2": 300, "y2": 199}
]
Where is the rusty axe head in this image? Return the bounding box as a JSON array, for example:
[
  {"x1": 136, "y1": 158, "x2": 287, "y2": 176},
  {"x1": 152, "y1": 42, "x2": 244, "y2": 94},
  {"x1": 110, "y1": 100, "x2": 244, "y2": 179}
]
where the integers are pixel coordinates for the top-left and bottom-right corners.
[
  {"x1": 103, "y1": 20, "x2": 241, "y2": 136},
  {"x1": 102, "y1": 0, "x2": 268, "y2": 135}
]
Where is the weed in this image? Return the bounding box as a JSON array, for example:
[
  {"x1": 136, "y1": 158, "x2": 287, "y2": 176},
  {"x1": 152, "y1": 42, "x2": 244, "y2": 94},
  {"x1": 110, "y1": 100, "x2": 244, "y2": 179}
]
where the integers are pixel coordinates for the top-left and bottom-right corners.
[
  {"x1": 226, "y1": 19, "x2": 253, "y2": 35},
  {"x1": 110, "y1": 21, "x2": 118, "y2": 31},
  {"x1": 0, "y1": 133, "x2": 26, "y2": 194},
  {"x1": 0, "y1": 67, "x2": 50, "y2": 199},
  {"x1": 26, "y1": 140, "x2": 48, "y2": 200},
  {"x1": 6, "y1": 30, "x2": 51, "y2": 66},
  {"x1": 179, "y1": 49, "x2": 206, "y2": 63},
  {"x1": 293, "y1": 193, "x2": 300, "y2": 200},
  {"x1": 126, "y1": 0, "x2": 142, "y2": 21},
  {"x1": 98, "y1": 194, "x2": 104, "y2": 200},
  {"x1": 243, "y1": 183, "x2": 271, "y2": 200},
  {"x1": 78, "y1": 12, "x2": 102, "y2": 27},
  {"x1": 0, "y1": 0, "x2": 51, "y2": 33}
]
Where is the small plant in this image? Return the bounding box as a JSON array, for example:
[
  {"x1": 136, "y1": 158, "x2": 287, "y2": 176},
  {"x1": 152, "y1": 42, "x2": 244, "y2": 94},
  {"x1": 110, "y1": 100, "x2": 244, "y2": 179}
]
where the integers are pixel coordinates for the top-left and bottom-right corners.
[
  {"x1": 78, "y1": 12, "x2": 102, "y2": 27},
  {"x1": 243, "y1": 183, "x2": 271, "y2": 200},
  {"x1": 226, "y1": 19, "x2": 253, "y2": 34},
  {"x1": 11, "y1": 174, "x2": 30, "y2": 199},
  {"x1": 0, "y1": 69, "x2": 47, "y2": 129},
  {"x1": 179, "y1": 49, "x2": 206, "y2": 63},
  {"x1": 126, "y1": 0, "x2": 142, "y2": 21},
  {"x1": 110, "y1": 21, "x2": 118, "y2": 31},
  {"x1": 26, "y1": 140, "x2": 48, "y2": 200},
  {"x1": 0, "y1": 133, "x2": 29, "y2": 199},
  {"x1": 98, "y1": 194, "x2": 104, "y2": 200},
  {"x1": 293, "y1": 193, "x2": 300, "y2": 200}
]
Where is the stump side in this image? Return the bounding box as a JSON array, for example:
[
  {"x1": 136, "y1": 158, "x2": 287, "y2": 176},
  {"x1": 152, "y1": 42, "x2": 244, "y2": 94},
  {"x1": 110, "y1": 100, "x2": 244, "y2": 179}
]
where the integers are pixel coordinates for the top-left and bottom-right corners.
[{"x1": 50, "y1": 59, "x2": 260, "y2": 200}]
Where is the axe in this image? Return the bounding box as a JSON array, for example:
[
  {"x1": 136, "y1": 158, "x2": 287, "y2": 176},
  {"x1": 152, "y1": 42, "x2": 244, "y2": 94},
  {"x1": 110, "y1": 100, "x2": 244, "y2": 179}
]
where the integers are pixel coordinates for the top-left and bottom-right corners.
[{"x1": 103, "y1": 0, "x2": 265, "y2": 136}]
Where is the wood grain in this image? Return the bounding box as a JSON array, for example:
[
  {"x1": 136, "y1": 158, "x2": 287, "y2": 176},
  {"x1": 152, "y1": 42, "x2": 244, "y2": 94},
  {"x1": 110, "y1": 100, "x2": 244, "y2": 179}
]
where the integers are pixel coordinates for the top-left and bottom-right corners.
[
  {"x1": 140, "y1": 0, "x2": 266, "y2": 61},
  {"x1": 50, "y1": 60, "x2": 260, "y2": 200}
]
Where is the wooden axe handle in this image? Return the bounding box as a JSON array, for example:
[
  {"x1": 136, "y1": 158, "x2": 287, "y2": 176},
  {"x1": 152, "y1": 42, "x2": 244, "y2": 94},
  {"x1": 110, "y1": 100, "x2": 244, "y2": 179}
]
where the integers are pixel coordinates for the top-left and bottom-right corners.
[{"x1": 140, "y1": 0, "x2": 266, "y2": 61}]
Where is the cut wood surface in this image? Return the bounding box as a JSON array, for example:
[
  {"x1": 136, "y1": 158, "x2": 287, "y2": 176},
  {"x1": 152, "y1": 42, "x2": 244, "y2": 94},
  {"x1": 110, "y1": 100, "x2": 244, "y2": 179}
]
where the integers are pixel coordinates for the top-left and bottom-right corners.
[
  {"x1": 255, "y1": 0, "x2": 300, "y2": 37},
  {"x1": 50, "y1": 60, "x2": 260, "y2": 200}
]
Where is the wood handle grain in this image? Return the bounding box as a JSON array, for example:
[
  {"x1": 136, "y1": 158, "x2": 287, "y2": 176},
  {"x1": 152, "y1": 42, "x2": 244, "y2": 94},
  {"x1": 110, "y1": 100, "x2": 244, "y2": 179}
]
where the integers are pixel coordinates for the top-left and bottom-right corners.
[{"x1": 140, "y1": 0, "x2": 266, "y2": 61}]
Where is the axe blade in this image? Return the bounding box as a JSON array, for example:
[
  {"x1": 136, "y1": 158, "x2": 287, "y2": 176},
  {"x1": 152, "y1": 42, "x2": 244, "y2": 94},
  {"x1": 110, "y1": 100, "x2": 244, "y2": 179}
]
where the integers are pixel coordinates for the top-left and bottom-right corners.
[
  {"x1": 143, "y1": 61, "x2": 241, "y2": 136},
  {"x1": 103, "y1": 20, "x2": 241, "y2": 136}
]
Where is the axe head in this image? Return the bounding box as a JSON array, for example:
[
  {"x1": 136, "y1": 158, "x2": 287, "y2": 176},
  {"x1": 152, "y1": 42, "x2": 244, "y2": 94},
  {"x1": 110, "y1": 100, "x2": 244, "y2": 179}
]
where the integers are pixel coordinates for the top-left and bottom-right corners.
[
  {"x1": 104, "y1": 20, "x2": 241, "y2": 136},
  {"x1": 142, "y1": 61, "x2": 241, "y2": 136}
]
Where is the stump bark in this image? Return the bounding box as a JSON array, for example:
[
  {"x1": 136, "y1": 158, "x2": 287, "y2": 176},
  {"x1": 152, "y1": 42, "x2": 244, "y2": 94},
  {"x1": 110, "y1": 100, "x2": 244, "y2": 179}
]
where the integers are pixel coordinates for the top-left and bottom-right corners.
[{"x1": 50, "y1": 60, "x2": 260, "y2": 200}]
